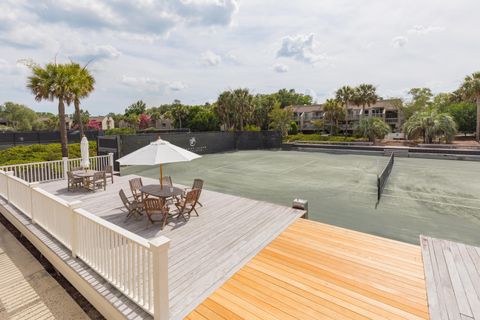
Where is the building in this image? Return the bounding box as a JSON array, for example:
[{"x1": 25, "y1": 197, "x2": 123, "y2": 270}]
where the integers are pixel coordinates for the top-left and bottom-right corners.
[
  {"x1": 292, "y1": 98, "x2": 404, "y2": 133},
  {"x1": 88, "y1": 116, "x2": 115, "y2": 130}
]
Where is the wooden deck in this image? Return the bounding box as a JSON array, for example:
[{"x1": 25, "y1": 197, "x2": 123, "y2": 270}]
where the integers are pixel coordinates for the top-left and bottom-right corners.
[
  {"x1": 421, "y1": 236, "x2": 480, "y2": 320},
  {"x1": 39, "y1": 175, "x2": 304, "y2": 319},
  {"x1": 188, "y1": 219, "x2": 429, "y2": 320}
]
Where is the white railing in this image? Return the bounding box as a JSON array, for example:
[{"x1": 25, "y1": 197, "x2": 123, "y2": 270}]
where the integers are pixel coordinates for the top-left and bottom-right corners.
[
  {"x1": 0, "y1": 154, "x2": 113, "y2": 183},
  {"x1": 0, "y1": 169, "x2": 170, "y2": 320},
  {"x1": 67, "y1": 154, "x2": 111, "y2": 172},
  {"x1": 30, "y1": 187, "x2": 76, "y2": 250}
]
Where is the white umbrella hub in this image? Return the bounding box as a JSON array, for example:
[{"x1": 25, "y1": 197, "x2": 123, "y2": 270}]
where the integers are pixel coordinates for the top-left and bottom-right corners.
[{"x1": 116, "y1": 138, "x2": 201, "y2": 188}]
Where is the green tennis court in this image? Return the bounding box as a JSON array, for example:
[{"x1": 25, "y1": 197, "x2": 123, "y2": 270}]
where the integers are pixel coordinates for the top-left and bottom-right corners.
[{"x1": 121, "y1": 150, "x2": 480, "y2": 246}]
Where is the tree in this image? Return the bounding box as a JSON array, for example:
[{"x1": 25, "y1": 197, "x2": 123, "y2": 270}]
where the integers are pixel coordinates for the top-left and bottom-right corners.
[
  {"x1": 335, "y1": 86, "x2": 355, "y2": 135},
  {"x1": 459, "y1": 72, "x2": 480, "y2": 141},
  {"x1": 269, "y1": 103, "x2": 293, "y2": 137},
  {"x1": 311, "y1": 119, "x2": 325, "y2": 133},
  {"x1": 71, "y1": 109, "x2": 90, "y2": 131},
  {"x1": 447, "y1": 102, "x2": 476, "y2": 135},
  {"x1": 139, "y1": 113, "x2": 151, "y2": 129},
  {"x1": 323, "y1": 98, "x2": 344, "y2": 135},
  {"x1": 171, "y1": 104, "x2": 189, "y2": 128},
  {"x1": 189, "y1": 109, "x2": 220, "y2": 132},
  {"x1": 401, "y1": 87, "x2": 433, "y2": 120},
  {"x1": 357, "y1": 117, "x2": 390, "y2": 142},
  {"x1": 216, "y1": 91, "x2": 235, "y2": 130},
  {"x1": 232, "y1": 88, "x2": 254, "y2": 131},
  {"x1": 273, "y1": 89, "x2": 313, "y2": 108},
  {"x1": 66, "y1": 63, "x2": 95, "y2": 137},
  {"x1": 124, "y1": 100, "x2": 146, "y2": 116},
  {"x1": 253, "y1": 94, "x2": 277, "y2": 130},
  {"x1": 26, "y1": 62, "x2": 74, "y2": 157},
  {"x1": 0, "y1": 102, "x2": 38, "y2": 131},
  {"x1": 403, "y1": 110, "x2": 457, "y2": 143},
  {"x1": 353, "y1": 84, "x2": 378, "y2": 119}
]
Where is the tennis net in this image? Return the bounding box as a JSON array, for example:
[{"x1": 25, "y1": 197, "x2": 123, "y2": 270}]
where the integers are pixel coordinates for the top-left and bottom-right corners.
[{"x1": 377, "y1": 153, "x2": 394, "y2": 201}]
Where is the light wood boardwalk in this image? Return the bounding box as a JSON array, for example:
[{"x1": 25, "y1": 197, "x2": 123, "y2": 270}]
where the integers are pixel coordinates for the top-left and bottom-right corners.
[
  {"x1": 420, "y1": 236, "x2": 480, "y2": 320},
  {"x1": 188, "y1": 219, "x2": 429, "y2": 320},
  {"x1": 39, "y1": 175, "x2": 304, "y2": 319}
]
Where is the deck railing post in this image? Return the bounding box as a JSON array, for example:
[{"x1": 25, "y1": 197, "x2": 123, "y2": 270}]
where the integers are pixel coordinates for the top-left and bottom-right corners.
[
  {"x1": 150, "y1": 236, "x2": 171, "y2": 320},
  {"x1": 69, "y1": 201, "x2": 82, "y2": 258},
  {"x1": 29, "y1": 182, "x2": 40, "y2": 223},
  {"x1": 108, "y1": 152, "x2": 114, "y2": 169},
  {"x1": 293, "y1": 198, "x2": 308, "y2": 219},
  {"x1": 62, "y1": 157, "x2": 68, "y2": 180},
  {"x1": 5, "y1": 171, "x2": 13, "y2": 204}
]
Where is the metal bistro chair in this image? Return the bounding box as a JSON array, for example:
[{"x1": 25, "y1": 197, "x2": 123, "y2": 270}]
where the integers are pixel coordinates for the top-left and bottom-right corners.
[
  {"x1": 119, "y1": 189, "x2": 143, "y2": 221},
  {"x1": 129, "y1": 177, "x2": 144, "y2": 202},
  {"x1": 144, "y1": 198, "x2": 170, "y2": 229},
  {"x1": 90, "y1": 171, "x2": 107, "y2": 191},
  {"x1": 175, "y1": 188, "x2": 200, "y2": 220},
  {"x1": 67, "y1": 171, "x2": 83, "y2": 191},
  {"x1": 105, "y1": 165, "x2": 114, "y2": 184}
]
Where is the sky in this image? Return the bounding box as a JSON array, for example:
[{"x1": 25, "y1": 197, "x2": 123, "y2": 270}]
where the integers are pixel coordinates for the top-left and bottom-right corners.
[{"x1": 0, "y1": 0, "x2": 479, "y2": 115}]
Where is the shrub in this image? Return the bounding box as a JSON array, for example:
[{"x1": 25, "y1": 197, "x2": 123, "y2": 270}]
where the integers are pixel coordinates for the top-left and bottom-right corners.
[
  {"x1": 289, "y1": 121, "x2": 298, "y2": 135},
  {"x1": 105, "y1": 127, "x2": 136, "y2": 135},
  {"x1": 357, "y1": 117, "x2": 391, "y2": 142},
  {"x1": 244, "y1": 124, "x2": 261, "y2": 132},
  {"x1": 0, "y1": 142, "x2": 97, "y2": 166},
  {"x1": 285, "y1": 133, "x2": 359, "y2": 143}
]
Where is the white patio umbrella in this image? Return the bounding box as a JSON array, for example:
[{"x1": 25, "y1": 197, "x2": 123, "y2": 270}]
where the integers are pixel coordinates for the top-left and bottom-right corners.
[
  {"x1": 80, "y1": 136, "x2": 90, "y2": 169},
  {"x1": 116, "y1": 137, "x2": 201, "y2": 188}
]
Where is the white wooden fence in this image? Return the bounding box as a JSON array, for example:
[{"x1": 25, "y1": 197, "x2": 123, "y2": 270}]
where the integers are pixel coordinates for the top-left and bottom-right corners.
[
  {"x1": 0, "y1": 168, "x2": 170, "y2": 319},
  {"x1": 0, "y1": 154, "x2": 113, "y2": 183}
]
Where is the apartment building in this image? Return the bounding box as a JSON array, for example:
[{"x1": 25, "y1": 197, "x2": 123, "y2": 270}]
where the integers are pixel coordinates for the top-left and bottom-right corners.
[{"x1": 292, "y1": 98, "x2": 404, "y2": 133}]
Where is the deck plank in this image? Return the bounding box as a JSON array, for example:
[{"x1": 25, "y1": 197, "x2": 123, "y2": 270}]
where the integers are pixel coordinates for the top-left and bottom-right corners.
[
  {"x1": 421, "y1": 235, "x2": 480, "y2": 320},
  {"x1": 188, "y1": 219, "x2": 429, "y2": 319},
  {"x1": 38, "y1": 174, "x2": 304, "y2": 319}
]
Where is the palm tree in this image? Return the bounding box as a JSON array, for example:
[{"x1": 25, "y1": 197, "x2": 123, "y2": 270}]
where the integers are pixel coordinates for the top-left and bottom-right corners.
[
  {"x1": 354, "y1": 84, "x2": 378, "y2": 119},
  {"x1": 216, "y1": 91, "x2": 235, "y2": 130},
  {"x1": 232, "y1": 88, "x2": 254, "y2": 131},
  {"x1": 27, "y1": 63, "x2": 74, "y2": 157},
  {"x1": 67, "y1": 63, "x2": 95, "y2": 137},
  {"x1": 335, "y1": 86, "x2": 355, "y2": 135},
  {"x1": 323, "y1": 98, "x2": 344, "y2": 134},
  {"x1": 403, "y1": 110, "x2": 456, "y2": 143},
  {"x1": 358, "y1": 117, "x2": 390, "y2": 143},
  {"x1": 459, "y1": 72, "x2": 480, "y2": 141}
]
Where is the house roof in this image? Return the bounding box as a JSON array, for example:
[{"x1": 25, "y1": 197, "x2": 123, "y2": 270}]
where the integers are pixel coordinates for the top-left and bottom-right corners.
[
  {"x1": 291, "y1": 104, "x2": 324, "y2": 113},
  {"x1": 291, "y1": 98, "x2": 401, "y2": 113}
]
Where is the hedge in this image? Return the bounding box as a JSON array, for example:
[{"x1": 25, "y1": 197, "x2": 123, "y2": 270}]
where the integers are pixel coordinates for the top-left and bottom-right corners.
[
  {"x1": 285, "y1": 133, "x2": 360, "y2": 143},
  {"x1": 0, "y1": 142, "x2": 97, "y2": 166}
]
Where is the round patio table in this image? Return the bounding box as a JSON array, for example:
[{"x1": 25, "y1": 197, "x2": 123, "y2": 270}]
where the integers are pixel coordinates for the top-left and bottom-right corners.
[
  {"x1": 72, "y1": 170, "x2": 98, "y2": 190},
  {"x1": 140, "y1": 185, "x2": 183, "y2": 199},
  {"x1": 72, "y1": 170, "x2": 97, "y2": 178}
]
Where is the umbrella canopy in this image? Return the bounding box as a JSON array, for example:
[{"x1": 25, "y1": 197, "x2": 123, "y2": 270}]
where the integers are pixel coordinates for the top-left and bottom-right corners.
[
  {"x1": 116, "y1": 138, "x2": 201, "y2": 187},
  {"x1": 80, "y1": 136, "x2": 90, "y2": 169}
]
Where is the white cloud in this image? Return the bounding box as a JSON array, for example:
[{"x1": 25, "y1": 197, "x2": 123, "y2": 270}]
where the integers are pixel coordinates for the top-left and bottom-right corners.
[
  {"x1": 391, "y1": 36, "x2": 408, "y2": 48},
  {"x1": 167, "y1": 81, "x2": 186, "y2": 91},
  {"x1": 276, "y1": 33, "x2": 326, "y2": 64},
  {"x1": 201, "y1": 50, "x2": 222, "y2": 66},
  {"x1": 122, "y1": 76, "x2": 186, "y2": 93},
  {"x1": 68, "y1": 44, "x2": 121, "y2": 63},
  {"x1": 408, "y1": 25, "x2": 444, "y2": 35},
  {"x1": 273, "y1": 64, "x2": 288, "y2": 73},
  {"x1": 121, "y1": 75, "x2": 164, "y2": 91}
]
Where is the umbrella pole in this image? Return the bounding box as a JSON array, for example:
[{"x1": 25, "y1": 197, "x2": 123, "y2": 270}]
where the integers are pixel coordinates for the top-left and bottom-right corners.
[{"x1": 160, "y1": 164, "x2": 163, "y2": 189}]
